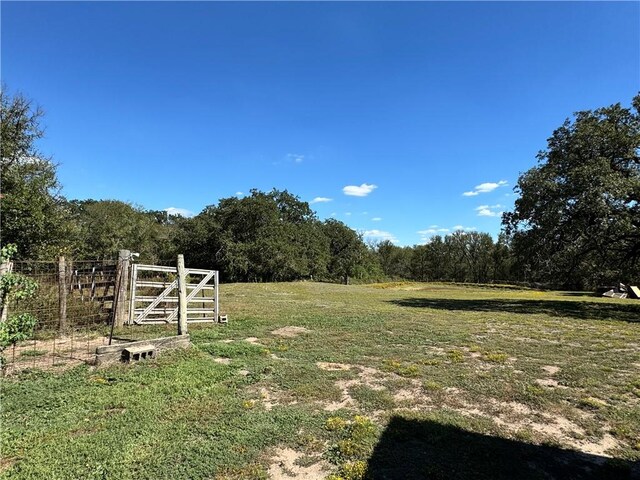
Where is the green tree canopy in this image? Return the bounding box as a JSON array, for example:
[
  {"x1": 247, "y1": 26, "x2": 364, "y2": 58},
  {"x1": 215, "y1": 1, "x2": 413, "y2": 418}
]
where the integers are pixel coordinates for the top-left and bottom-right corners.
[
  {"x1": 0, "y1": 87, "x2": 70, "y2": 259},
  {"x1": 503, "y1": 94, "x2": 640, "y2": 288}
]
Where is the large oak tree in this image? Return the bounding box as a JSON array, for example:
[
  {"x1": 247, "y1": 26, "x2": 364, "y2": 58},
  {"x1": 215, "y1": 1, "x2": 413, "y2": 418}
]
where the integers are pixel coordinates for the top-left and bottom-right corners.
[{"x1": 503, "y1": 94, "x2": 640, "y2": 288}]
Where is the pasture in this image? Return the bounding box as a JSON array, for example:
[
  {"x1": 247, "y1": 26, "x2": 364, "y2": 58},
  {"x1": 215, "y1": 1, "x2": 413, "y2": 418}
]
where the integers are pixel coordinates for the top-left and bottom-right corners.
[{"x1": 2, "y1": 282, "x2": 639, "y2": 479}]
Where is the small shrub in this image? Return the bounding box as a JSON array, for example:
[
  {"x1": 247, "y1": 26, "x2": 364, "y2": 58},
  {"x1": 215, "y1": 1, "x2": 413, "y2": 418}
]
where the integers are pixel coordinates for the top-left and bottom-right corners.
[
  {"x1": 326, "y1": 416, "x2": 348, "y2": 431},
  {"x1": 339, "y1": 460, "x2": 367, "y2": 480}
]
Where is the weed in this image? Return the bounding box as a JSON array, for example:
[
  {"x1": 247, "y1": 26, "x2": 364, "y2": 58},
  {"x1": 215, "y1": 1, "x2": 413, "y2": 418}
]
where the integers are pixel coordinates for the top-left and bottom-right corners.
[
  {"x1": 19, "y1": 349, "x2": 46, "y2": 357},
  {"x1": 579, "y1": 397, "x2": 607, "y2": 410},
  {"x1": 326, "y1": 416, "x2": 348, "y2": 431},
  {"x1": 483, "y1": 352, "x2": 508, "y2": 363},
  {"x1": 423, "y1": 381, "x2": 443, "y2": 392},
  {"x1": 447, "y1": 350, "x2": 465, "y2": 363}
]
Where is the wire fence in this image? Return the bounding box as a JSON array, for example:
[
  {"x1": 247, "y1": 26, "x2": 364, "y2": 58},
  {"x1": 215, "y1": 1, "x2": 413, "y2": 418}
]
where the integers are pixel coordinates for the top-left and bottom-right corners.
[{"x1": 2, "y1": 258, "x2": 118, "y2": 375}]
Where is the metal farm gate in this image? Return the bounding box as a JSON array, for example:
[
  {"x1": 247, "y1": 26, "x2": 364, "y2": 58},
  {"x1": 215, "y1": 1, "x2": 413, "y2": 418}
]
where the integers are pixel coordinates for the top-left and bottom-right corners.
[{"x1": 128, "y1": 264, "x2": 221, "y2": 325}]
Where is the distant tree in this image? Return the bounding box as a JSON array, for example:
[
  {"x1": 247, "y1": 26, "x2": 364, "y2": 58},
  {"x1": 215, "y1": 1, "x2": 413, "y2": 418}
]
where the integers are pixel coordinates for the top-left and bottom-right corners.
[
  {"x1": 462, "y1": 232, "x2": 494, "y2": 283},
  {"x1": 0, "y1": 87, "x2": 70, "y2": 259},
  {"x1": 376, "y1": 240, "x2": 412, "y2": 279},
  {"x1": 179, "y1": 189, "x2": 330, "y2": 282},
  {"x1": 503, "y1": 94, "x2": 640, "y2": 288},
  {"x1": 322, "y1": 219, "x2": 369, "y2": 284},
  {"x1": 68, "y1": 200, "x2": 167, "y2": 261},
  {"x1": 491, "y1": 233, "x2": 513, "y2": 282}
]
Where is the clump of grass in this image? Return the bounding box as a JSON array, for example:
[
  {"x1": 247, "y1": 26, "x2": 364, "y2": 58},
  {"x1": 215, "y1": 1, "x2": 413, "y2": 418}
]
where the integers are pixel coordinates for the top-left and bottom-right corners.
[
  {"x1": 19, "y1": 349, "x2": 47, "y2": 357},
  {"x1": 349, "y1": 385, "x2": 395, "y2": 411},
  {"x1": 381, "y1": 359, "x2": 420, "y2": 377},
  {"x1": 483, "y1": 352, "x2": 508, "y2": 363},
  {"x1": 579, "y1": 397, "x2": 607, "y2": 410},
  {"x1": 421, "y1": 358, "x2": 441, "y2": 366},
  {"x1": 242, "y1": 400, "x2": 256, "y2": 409},
  {"x1": 627, "y1": 379, "x2": 640, "y2": 398},
  {"x1": 326, "y1": 415, "x2": 378, "y2": 478},
  {"x1": 526, "y1": 384, "x2": 545, "y2": 396},
  {"x1": 423, "y1": 381, "x2": 443, "y2": 392},
  {"x1": 447, "y1": 350, "x2": 465, "y2": 363}
]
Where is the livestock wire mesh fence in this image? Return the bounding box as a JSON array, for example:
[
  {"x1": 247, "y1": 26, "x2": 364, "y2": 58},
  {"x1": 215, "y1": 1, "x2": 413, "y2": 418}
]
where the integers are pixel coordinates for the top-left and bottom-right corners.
[{"x1": 3, "y1": 258, "x2": 119, "y2": 375}]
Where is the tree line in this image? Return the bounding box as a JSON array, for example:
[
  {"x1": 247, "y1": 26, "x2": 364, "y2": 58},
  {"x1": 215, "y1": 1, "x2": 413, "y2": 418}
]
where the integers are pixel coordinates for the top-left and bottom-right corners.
[{"x1": 2, "y1": 86, "x2": 638, "y2": 289}]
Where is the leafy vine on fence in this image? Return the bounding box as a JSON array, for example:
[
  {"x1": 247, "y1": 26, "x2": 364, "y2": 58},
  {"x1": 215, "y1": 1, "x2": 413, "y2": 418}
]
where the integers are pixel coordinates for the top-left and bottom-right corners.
[{"x1": 0, "y1": 244, "x2": 39, "y2": 367}]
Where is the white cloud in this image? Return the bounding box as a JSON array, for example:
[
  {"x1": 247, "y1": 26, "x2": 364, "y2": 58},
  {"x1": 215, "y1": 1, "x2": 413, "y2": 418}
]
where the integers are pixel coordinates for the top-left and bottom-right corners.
[
  {"x1": 371, "y1": 217, "x2": 382, "y2": 222},
  {"x1": 164, "y1": 207, "x2": 194, "y2": 218},
  {"x1": 463, "y1": 180, "x2": 508, "y2": 196},
  {"x1": 458, "y1": 225, "x2": 477, "y2": 231},
  {"x1": 287, "y1": 153, "x2": 304, "y2": 163},
  {"x1": 475, "y1": 204, "x2": 504, "y2": 217},
  {"x1": 344, "y1": 212, "x2": 352, "y2": 216},
  {"x1": 310, "y1": 197, "x2": 332, "y2": 204},
  {"x1": 418, "y1": 225, "x2": 476, "y2": 243},
  {"x1": 343, "y1": 183, "x2": 378, "y2": 197},
  {"x1": 329, "y1": 212, "x2": 337, "y2": 217},
  {"x1": 235, "y1": 191, "x2": 243, "y2": 196},
  {"x1": 363, "y1": 229, "x2": 398, "y2": 244}
]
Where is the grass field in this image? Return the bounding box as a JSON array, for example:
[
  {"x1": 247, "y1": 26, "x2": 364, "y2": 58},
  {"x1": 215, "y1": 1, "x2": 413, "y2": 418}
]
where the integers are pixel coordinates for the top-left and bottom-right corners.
[{"x1": 2, "y1": 282, "x2": 640, "y2": 479}]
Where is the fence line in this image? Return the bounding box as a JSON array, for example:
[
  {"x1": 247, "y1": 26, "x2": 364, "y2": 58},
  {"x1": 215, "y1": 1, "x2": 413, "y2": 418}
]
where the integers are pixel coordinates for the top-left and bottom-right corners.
[{"x1": 2, "y1": 257, "x2": 121, "y2": 374}]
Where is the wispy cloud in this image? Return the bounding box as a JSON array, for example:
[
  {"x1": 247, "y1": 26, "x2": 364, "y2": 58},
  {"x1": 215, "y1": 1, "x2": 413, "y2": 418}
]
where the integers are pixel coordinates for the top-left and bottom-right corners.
[
  {"x1": 371, "y1": 217, "x2": 382, "y2": 222},
  {"x1": 235, "y1": 191, "x2": 243, "y2": 196},
  {"x1": 417, "y1": 227, "x2": 450, "y2": 235},
  {"x1": 363, "y1": 229, "x2": 398, "y2": 244},
  {"x1": 475, "y1": 204, "x2": 504, "y2": 217},
  {"x1": 329, "y1": 212, "x2": 337, "y2": 218},
  {"x1": 310, "y1": 197, "x2": 332, "y2": 204},
  {"x1": 452, "y1": 225, "x2": 477, "y2": 231},
  {"x1": 418, "y1": 224, "x2": 476, "y2": 243},
  {"x1": 287, "y1": 153, "x2": 304, "y2": 164},
  {"x1": 343, "y1": 183, "x2": 377, "y2": 197},
  {"x1": 463, "y1": 180, "x2": 508, "y2": 197},
  {"x1": 344, "y1": 212, "x2": 352, "y2": 216},
  {"x1": 164, "y1": 207, "x2": 195, "y2": 218}
]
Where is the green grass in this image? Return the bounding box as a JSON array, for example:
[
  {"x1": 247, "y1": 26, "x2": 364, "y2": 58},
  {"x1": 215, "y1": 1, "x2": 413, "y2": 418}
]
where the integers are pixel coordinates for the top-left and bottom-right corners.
[{"x1": 2, "y1": 282, "x2": 639, "y2": 479}]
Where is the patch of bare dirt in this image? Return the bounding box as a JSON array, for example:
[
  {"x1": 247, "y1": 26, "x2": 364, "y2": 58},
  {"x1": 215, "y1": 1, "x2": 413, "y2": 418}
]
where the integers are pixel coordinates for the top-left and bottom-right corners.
[
  {"x1": 323, "y1": 365, "x2": 387, "y2": 411},
  {"x1": 3, "y1": 335, "x2": 112, "y2": 375},
  {"x1": 542, "y1": 365, "x2": 561, "y2": 375},
  {"x1": 244, "y1": 337, "x2": 262, "y2": 345},
  {"x1": 271, "y1": 326, "x2": 310, "y2": 338},
  {"x1": 316, "y1": 362, "x2": 351, "y2": 371},
  {"x1": 213, "y1": 357, "x2": 231, "y2": 365},
  {"x1": 535, "y1": 378, "x2": 568, "y2": 389},
  {"x1": 268, "y1": 448, "x2": 328, "y2": 480},
  {"x1": 220, "y1": 339, "x2": 234, "y2": 344},
  {"x1": 444, "y1": 390, "x2": 622, "y2": 457}
]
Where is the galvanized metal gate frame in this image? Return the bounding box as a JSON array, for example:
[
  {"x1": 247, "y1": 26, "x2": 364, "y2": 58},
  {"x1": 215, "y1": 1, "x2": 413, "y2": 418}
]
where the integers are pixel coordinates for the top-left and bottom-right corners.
[{"x1": 128, "y1": 264, "x2": 219, "y2": 325}]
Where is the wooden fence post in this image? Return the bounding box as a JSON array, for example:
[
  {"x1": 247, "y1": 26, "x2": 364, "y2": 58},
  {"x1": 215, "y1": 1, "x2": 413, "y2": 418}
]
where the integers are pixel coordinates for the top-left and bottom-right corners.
[
  {"x1": 177, "y1": 254, "x2": 188, "y2": 335},
  {"x1": 113, "y1": 250, "x2": 131, "y2": 328},
  {"x1": 58, "y1": 256, "x2": 68, "y2": 332}
]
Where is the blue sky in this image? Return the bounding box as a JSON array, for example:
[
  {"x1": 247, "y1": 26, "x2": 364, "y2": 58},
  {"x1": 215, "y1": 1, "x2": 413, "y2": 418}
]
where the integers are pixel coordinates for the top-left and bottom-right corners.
[{"x1": 2, "y1": 2, "x2": 639, "y2": 246}]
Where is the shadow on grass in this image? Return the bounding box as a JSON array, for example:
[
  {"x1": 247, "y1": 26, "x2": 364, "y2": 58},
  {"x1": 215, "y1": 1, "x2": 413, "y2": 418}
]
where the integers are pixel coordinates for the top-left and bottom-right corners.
[
  {"x1": 388, "y1": 298, "x2": 640, "y2": 323},
  {"x1": 367, "y1": 416, "x2": 639, "y2": 480}
]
